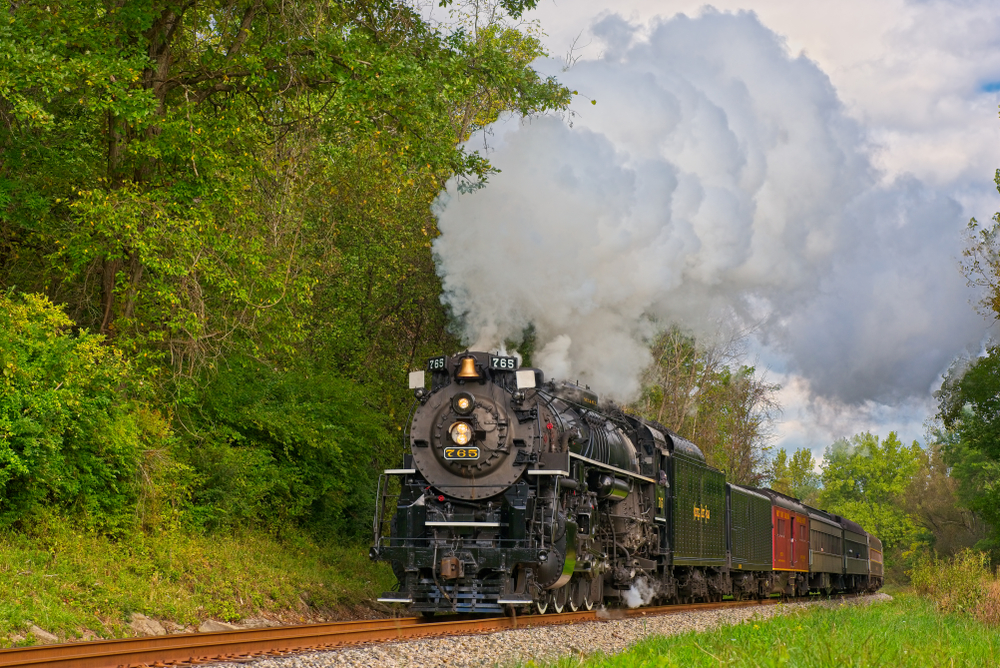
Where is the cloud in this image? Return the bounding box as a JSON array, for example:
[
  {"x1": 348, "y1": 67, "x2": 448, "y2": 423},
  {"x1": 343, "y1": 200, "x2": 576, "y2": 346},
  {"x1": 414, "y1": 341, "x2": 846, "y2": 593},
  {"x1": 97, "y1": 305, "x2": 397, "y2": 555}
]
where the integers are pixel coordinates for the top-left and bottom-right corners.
[{"x1": 433, "y1": 9, "x2": 988, "y2": 404}]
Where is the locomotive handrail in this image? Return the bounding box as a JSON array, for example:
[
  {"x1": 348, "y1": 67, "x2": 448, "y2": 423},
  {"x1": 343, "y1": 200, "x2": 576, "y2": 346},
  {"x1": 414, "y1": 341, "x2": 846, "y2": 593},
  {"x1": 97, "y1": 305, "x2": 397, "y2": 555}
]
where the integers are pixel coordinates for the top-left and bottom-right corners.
[
  {"x1": 372, "y1": 473, "x2": 403, "y2": 549},
  {"x1": 568, "y1": 451, "x2": 657, "y2": 483},
  {"x1": 372, "y1": 473, "x2": 386, "y2": 546},
  {"x1": 427, "y1": 521, "x2": 501, "y2": 527}
]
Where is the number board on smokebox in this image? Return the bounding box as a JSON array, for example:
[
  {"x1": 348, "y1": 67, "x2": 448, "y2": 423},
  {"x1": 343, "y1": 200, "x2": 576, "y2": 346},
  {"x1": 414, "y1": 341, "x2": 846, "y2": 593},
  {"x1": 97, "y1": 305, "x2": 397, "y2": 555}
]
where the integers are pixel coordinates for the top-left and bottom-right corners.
[{"x1": 489, "y1": 355, "x2": 518, "y2": 370}]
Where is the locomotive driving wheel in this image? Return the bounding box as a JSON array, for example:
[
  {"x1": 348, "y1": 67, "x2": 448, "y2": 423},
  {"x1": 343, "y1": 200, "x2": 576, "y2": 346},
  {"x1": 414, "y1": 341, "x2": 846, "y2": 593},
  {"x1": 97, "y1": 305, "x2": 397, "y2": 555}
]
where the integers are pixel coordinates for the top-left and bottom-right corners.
[
  {"x1": 569, "y1": 579, "x2": 587, "y2": 612},
  {"x1": 551, "y1": 586, "x2": 568, "y2": 613},
  {"x1": 533, "y1": 597, "x2": 548, "y2": 615}
]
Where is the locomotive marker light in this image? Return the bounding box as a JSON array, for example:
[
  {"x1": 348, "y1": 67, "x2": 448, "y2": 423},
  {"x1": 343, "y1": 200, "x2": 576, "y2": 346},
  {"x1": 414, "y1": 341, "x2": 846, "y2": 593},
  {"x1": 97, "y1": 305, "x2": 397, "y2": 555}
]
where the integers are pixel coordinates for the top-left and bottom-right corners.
[
  {"x1": 408, "y1": 370, "x2": 425, "y2": 389},
  {"x1": 408, "y1": 370, "x2": 428, "y2": 400},
  {"x1": 513, "y1": 369, "x2": 536, "y2": 402}
]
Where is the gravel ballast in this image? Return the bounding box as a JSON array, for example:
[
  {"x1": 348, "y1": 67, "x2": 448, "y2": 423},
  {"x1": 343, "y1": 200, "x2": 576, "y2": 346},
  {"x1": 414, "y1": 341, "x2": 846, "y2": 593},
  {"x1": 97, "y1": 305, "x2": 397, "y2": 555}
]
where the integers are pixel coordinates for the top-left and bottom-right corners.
[{"x1": 207, "y1": 593, "x2": 891, "y2": 668}]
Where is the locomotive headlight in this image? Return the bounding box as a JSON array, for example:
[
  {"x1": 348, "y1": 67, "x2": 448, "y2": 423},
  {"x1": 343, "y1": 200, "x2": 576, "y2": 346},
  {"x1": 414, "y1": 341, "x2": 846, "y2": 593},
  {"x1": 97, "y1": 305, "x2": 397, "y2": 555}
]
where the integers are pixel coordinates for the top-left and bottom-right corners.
[
  {"x1": 449, "y1": 421, "x2": 473, "y2": 445},
  {"x1": 452, "y1": 392, "x2": 475, "y2": 415}
]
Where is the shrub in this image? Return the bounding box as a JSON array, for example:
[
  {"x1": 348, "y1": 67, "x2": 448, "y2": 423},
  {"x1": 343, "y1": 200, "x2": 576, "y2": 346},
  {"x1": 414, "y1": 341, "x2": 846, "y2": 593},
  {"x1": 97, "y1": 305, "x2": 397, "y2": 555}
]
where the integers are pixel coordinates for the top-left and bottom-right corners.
[
  {"x1": 174, "y1": 359, "x2": 393, "y2": 539},
  {"x1": 0, "y1": 292, "x2": 173, "y2": 534}
]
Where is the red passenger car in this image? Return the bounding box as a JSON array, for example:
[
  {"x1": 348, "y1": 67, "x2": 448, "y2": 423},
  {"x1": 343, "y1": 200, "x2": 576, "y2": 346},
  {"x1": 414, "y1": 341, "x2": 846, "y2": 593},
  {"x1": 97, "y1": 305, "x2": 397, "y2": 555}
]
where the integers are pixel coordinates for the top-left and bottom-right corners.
[
  {"x1": 760, "y1": 489, "x2": 810, "y2": 596},
  {"x1": 772, "y1": 505, "x2": 808, "y2": 571}
]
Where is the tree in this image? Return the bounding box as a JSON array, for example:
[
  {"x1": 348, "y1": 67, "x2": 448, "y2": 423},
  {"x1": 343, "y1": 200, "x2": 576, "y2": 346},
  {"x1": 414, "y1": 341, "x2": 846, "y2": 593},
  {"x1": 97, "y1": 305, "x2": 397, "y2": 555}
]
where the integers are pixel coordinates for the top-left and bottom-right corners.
[
  {"x1": 930, "y1": 135, "x2": 1000, "y2": 552},
  {"x1": 705, "y1": 366, "x2": 781, "y2": 486},
  {"x1": 628, "y1": 327, "x2": 780, "y2": 486},
  {"x1": 902, "y1": 428, "x2": 991, "y2": 556},
  {"x1": 960, "y1": 195, "x2": 1000, "y2": 321},
  {"x1": 0, "y1": 0, "x2": 570, "y2": 378},
  {"x1": 770, "y1": 447, "x2": 820, "y2": 504},
  {"x1": 0, "y1": 0, "x2": 572, "y2": 538},
  {"x1": 938, "y1": 348, "x2": 1000, "y2": 462},
  {"x1": 771, "y1": 449, "x2": 792, "y2": 494},
  {"x1": 818, "y1": 431, "x2": 924, "y2": 550},
  {"x1": 936, "y1": 348, "x2": 1000, "y2": 549}
]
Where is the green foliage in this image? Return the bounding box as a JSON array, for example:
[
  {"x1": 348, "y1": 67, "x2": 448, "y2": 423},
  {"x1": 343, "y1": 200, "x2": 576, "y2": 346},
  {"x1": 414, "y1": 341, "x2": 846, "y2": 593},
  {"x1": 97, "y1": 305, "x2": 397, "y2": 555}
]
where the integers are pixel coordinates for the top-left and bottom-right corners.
[
  {"x1": 936, "y1": 350, "x2": 1000, "y2": 544},
  {"x1": 770, "y1": 447, "x2": 820, "y2": 503},
  {"x1": 0, "y1": 292, "x2": 171, "y2": 534},
  {"x1": 938, "y1": 348, "x2": 1000, "y2": 461},
  {"x1": 534, "y1": 594, "x2": 1000, "y2": 668},
  {"x1": 901, "y1": 429, "x2": 993, "y2": 559},
  {"x1": 935, "y1": 156, "x2": 1000, "y2": 550},
  {"x1": 0, "y1": 0, "x2": 571, "y2": 543},
  {"x1": 306, "y1": 139, "x2": 458, "y2": 383},
  {"x1": 0, "y1": 0, "x2": 570, "y2": 377},
  {"x1": 174, "y1": 361, "x2": 394, "y2": 538},
  {"x1": 819, "y1": 432, "x2": 925, "y2": 550}
]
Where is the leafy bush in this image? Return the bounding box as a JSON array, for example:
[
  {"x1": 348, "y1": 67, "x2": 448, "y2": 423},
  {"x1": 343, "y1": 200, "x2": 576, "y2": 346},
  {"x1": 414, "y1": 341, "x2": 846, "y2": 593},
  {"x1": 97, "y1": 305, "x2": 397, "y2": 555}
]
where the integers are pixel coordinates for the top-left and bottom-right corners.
[
  {"x1": 175, "y1": 360, "x2": 394, "y2": 539},
  {"x1": 0, "y1": 292, "x2": 173, "y2": 534}
]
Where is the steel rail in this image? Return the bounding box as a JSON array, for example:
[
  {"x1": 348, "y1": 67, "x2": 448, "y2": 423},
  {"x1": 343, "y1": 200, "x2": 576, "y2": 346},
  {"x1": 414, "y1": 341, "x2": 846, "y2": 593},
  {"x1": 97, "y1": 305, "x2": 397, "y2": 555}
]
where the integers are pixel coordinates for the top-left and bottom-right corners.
[{"x1": 0, "y1": 596, "x2": 815, "y2": 668}]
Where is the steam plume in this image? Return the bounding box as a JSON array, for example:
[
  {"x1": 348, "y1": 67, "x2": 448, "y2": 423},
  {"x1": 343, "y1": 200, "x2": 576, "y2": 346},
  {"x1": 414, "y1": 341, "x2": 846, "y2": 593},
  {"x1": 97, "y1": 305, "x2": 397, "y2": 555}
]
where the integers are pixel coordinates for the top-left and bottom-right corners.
[{"x1": 434, "y1": 10, "x2": 986, "y2": 404}]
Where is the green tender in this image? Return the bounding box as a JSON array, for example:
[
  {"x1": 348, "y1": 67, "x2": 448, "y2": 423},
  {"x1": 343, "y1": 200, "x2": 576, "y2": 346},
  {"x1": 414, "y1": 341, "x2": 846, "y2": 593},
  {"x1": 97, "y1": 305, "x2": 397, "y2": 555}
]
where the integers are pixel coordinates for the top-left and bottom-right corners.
[
  {"x1": 729, "y1": 486, "x2": 772, "y2": 571},
  {"x1": 671, "y1": 454, "x2": 727, "y2": 566}
]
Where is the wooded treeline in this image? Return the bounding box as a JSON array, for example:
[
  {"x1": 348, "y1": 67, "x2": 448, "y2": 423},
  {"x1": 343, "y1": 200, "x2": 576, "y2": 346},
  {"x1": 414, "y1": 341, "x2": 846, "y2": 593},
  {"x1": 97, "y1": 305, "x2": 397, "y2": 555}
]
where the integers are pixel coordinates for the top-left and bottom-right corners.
[{"x1": 0, "y1": 0, "x2": 570, "y2": 539}]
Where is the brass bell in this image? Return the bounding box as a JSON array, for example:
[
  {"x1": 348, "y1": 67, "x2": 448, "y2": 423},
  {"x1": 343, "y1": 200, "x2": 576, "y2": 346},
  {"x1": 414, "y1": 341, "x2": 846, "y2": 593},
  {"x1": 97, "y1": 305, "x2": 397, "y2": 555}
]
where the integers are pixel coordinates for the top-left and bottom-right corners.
[{"x1": 456, "y1": 357, "x2": 480, "y2": 380}]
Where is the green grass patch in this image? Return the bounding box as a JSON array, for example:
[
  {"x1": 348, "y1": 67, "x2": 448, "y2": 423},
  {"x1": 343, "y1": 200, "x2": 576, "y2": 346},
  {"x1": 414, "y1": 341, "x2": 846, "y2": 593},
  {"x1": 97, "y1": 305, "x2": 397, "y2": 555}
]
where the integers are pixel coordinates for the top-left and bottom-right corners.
[
  {"x1": 534, "y1": 593, "x2": 1000, "y2": 668},
  {"x1": 0, "y1": 525, "x2": 394, "y2": 646}
]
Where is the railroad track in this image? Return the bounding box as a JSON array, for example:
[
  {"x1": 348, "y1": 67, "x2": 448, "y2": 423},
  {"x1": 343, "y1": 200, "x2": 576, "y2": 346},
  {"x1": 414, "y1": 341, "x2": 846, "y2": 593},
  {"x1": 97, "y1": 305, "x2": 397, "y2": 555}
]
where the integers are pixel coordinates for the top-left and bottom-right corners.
[{"x1": 0, "y1": 597, "x2": 800, "y2": 668}]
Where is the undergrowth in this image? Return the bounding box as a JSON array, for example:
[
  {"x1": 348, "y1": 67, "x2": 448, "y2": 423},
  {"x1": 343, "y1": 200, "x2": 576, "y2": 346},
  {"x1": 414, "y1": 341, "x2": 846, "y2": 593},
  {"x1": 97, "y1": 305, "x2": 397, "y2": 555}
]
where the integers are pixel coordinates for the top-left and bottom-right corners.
[
  {"x1": 0, "y1": 523, "x2": 393, "y2": 647},
  {"x1": 908, "y1": 548, "x2": 1000, "y2": 625}
]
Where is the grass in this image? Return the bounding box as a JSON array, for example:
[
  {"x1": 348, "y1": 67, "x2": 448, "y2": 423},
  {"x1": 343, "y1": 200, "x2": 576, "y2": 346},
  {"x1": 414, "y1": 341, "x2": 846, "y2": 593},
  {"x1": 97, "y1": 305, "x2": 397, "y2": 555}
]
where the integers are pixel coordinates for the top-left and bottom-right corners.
[
  {"x1": 531, "y1": 592, "x2": 1000, "y2": 668},
  {"x1": 0, "y1": 525, "x2": 394, "y2": 646}
]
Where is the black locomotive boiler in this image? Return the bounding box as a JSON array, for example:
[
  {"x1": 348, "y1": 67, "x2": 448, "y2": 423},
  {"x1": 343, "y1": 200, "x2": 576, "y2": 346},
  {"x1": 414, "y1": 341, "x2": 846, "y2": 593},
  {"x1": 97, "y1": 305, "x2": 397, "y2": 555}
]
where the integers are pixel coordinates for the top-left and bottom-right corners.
[{"x1": 370, "y1": 351, "x2": 883, "y2": 615}]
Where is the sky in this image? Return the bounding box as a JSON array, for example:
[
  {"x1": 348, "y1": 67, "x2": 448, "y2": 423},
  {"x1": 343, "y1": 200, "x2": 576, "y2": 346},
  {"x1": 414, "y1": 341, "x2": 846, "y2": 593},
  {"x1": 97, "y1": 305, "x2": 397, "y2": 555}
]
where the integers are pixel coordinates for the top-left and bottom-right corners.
[{"x1": 429, "y1": 0, "x2": 1000, "y2": 463}]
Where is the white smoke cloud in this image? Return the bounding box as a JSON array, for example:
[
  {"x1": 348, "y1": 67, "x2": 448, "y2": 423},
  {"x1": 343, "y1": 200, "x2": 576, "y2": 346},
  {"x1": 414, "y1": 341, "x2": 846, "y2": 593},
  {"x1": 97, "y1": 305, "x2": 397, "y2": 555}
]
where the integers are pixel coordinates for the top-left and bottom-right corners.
[{"x1": 434, "y1": 9, "x2": 988, "y2": 404}]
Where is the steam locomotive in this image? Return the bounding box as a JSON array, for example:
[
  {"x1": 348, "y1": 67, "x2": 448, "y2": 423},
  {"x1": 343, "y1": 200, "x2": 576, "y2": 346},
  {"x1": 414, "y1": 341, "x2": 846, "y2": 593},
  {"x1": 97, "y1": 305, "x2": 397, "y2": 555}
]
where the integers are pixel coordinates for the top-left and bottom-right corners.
[{"x1": 370, "y1": 351, "x2": 883, "y2": 615}]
